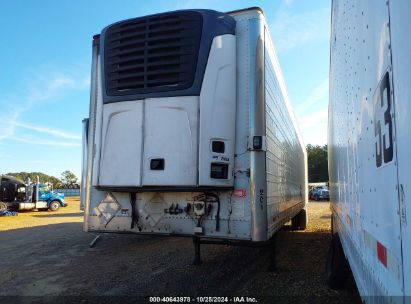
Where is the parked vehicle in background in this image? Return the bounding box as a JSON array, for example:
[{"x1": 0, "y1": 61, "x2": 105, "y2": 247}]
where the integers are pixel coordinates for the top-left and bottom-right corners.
[
  {"x1": 0, "y1": 175, "x2": 66, "y2": 212},
  {"x1": 311, "y1": 187, "x2": 329, "y2": 201},
  {"x1": 81, "y1": 7, "x2": 307, "y2": 263},
  {"x1": 328, "y1": 0, "x2": 411, "y2": 301},
  {"x1": 308, "y1": 184, "x2": 329, "y2": 201},
  {"x1": 308, "y1": 187, "x2": 315, "y2": 200}
]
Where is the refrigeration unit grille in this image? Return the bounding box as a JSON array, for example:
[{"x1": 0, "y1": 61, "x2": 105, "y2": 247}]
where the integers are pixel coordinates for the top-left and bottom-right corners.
[{"x1": 104, "y1": 11, "x2": 203, "y2": 96}]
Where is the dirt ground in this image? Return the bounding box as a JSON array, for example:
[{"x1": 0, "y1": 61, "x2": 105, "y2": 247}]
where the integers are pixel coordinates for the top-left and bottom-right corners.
[{"x1": 0, "y1": 198, "x2": 360, "y2": 303}]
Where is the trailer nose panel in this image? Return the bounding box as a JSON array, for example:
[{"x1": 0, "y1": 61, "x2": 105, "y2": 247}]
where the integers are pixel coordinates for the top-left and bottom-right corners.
[{"x1": 95, "y1": 10, "x2": 236, "y2": 190}]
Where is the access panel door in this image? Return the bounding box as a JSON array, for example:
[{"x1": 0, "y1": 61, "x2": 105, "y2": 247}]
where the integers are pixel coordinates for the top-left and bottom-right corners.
[
  {"x1": 142, "y1": 97, "x2": 199, "y2": 186},
  {"x1": 98, "y1": 100, "x2": 143, "y2": 187}
]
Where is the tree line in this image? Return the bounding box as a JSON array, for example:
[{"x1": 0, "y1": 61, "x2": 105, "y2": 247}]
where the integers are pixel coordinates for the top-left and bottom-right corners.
[
  {"x1": 5, "y1": 170, "x2": 79, "y2": 189},
  {"x1": 307, "y1": 144, "x2": 329, "y2": 183},
  {"x1": 4, "y1": 145, "x2": 328, "y2": 187}
]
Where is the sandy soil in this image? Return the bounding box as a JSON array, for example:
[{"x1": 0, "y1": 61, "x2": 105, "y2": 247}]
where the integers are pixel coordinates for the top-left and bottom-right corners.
[
  {"x1": 0, "y1": 197, "x2": 83, "y2": 231},
  {"x1": 0, "y1": 198, "x2": 360, "y2": 303}
]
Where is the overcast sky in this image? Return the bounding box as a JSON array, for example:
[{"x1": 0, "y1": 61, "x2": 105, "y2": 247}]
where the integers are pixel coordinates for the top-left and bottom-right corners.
[{"x1": 0, "y1": 0, "x2": 330, "y2": 178}]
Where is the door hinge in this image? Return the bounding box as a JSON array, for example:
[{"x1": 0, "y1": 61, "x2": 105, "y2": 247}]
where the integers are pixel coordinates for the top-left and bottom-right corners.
[{"x1": 400, "y1": 184, "x2": 407, "y2": 225}]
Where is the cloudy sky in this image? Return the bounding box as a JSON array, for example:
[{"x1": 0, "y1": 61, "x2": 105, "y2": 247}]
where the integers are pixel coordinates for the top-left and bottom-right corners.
[{"x1": 0, "y1": 0, "x2": 330, "y2": 178}]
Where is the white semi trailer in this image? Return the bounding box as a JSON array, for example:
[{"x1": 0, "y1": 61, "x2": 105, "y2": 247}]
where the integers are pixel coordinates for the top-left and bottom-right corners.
[
  {"x1": 81, "y1": 7, "x2": 307, "y2": 263},
  {"x1": 328, "y1": 0, "x2": 411, "y2": 301}
]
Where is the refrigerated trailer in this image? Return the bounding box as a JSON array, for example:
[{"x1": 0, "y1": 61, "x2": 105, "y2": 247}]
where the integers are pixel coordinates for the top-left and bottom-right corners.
[
  {"x1": 328, "y1": 0, "x2": 411, "y2": 301},
  {"x1": 81, "y1": 7, "x2": 307, "y2": 263}
]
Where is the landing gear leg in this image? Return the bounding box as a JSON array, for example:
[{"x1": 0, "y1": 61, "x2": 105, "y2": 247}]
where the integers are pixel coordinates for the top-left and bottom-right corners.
[
  {"x1": 89, "y1": 234, "x2": 101, "y2": 248},
  {"x1": 268, "y1": 234, "x2": 277, "y2": 272},
  {"x1": 193, "y1": 236, "x2": 202, "y2": 265}
]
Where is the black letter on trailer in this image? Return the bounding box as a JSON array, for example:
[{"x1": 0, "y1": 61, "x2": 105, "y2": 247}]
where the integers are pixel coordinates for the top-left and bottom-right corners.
[{"x1": 374, "y1": 72, "x2": 393, "y2": 168}]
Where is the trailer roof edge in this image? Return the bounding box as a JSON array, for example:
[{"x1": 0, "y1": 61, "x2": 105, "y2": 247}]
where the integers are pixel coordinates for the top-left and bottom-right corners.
[{"x1": 226, "y1": 7, "x2": 264, "y2": 16}]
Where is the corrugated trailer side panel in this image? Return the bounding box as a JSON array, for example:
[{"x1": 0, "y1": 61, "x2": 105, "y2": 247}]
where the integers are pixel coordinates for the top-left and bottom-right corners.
[
  {"x1": 329, "y1": 0, "x2": 403, "y2": 299},
  {"x1": 232, "y1": 9, "x2": 307, "y2": 240},
  {"x1": 264, "y1": 27, "x2": 307, "y2": 237}
]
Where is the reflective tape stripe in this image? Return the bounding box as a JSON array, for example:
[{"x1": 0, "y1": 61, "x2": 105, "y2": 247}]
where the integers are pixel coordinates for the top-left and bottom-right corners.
[
  {"x1": 363, "y1": 229, "x2": 401, "y2": 282},
  {"x1": 377, "y1": 241, "x2": 388, "y2": 267}
]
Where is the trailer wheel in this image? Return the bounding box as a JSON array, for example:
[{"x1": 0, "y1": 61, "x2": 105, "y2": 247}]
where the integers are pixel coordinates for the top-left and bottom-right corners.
[
  {"x1": 298, "y1": 208, "x2": 307, "y2": 230},
  {"x1": 326, "y1": 233, "x2": 350, "y2": 289},
  {"x1": 291, "y1": 208, "x2": 308, "y2": 230},
  {"x1": 0, "y1": 202, "x2": 7, "y2": 211},
  {"x1": 49, "y1": 201, "x2": 60, "y2": 211}
]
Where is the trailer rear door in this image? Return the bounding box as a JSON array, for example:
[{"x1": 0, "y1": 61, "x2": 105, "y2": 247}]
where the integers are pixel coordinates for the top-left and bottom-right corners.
[{"x1": 388, "y1": 0, "x2": 411, "y2": 296}]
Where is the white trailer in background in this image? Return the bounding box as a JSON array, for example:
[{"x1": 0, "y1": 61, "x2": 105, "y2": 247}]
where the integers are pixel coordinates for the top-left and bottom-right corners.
[
  {"x1": 328, "y1": 0, "x2": 411, "y2": 302},
  {"x1": 82, "y1": 7, "x2": 307, "y2": 264}
]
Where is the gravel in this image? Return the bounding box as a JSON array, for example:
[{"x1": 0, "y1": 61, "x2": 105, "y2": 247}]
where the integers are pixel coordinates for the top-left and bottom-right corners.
[{"x1": 0, "y1": 198, "x2": 360, "y2": 303}]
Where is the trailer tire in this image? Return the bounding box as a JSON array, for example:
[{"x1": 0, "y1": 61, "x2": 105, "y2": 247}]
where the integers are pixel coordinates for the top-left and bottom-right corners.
[
  {"x1": 49, "y1": 201, "x2": 60, "y2": 212},
  {"x1": 0, "y1": 202, "x2": 7, "y2": 211},
  {"x1": 298, "y1": 208, "x2": 307, "y2": 230},
  {"x1": 326, "y1": 233, "x2": 350, "y2": 289},
  {"x1": 291, "y1": 208, "x2": 308, "y2": 230},
  {"x1": 291, "y1": 215, "x2": 298, "y2": 230}
]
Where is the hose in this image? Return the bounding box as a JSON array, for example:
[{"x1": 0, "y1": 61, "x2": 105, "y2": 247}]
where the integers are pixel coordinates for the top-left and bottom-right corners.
[
  {"x1": 227, "y1": 190, "x2": 233, "y2": 234},
  {"x1": 204, "y1": 192, "x2": 220, "y2": 231},
  {"x1": 129, "y1": 192, "x2": 137, "y2": 229}
]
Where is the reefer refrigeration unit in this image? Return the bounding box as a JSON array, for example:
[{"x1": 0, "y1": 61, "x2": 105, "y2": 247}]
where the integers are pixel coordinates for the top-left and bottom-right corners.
[
  {"x1": 81, "y1": 7, "x2": 307, "y2": 261},
  {"x1": 328, "y1": 0, "x2": 411, "y2": 302}
]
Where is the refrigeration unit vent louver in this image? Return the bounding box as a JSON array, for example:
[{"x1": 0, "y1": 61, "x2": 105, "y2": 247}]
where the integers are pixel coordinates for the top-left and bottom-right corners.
[{"x1": 104, "y1": 11, "x2": 203, "y2": 96}]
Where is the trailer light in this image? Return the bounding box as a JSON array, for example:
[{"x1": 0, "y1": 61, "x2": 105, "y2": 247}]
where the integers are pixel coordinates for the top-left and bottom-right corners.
[
  {"x1": 233, "y1": 189, "x2": 246, "y2": 198},
  {"x1": 253, "y1": 136, "x2": 263, "y2": 150},
  {"x1": 212, "y1": 141, "x2": 225, "y2": 153},
  {"x1": 247, "y1": 135, "x2": 266, "y2": 151},
  {"x1": 210, "y1": 163, "x2": 228, "y2": 179}
]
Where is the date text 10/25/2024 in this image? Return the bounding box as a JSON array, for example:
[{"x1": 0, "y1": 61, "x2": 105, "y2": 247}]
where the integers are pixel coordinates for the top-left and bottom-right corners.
[{"x1": 149, "y1": 297, "x2": 258, "y2": 303}]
